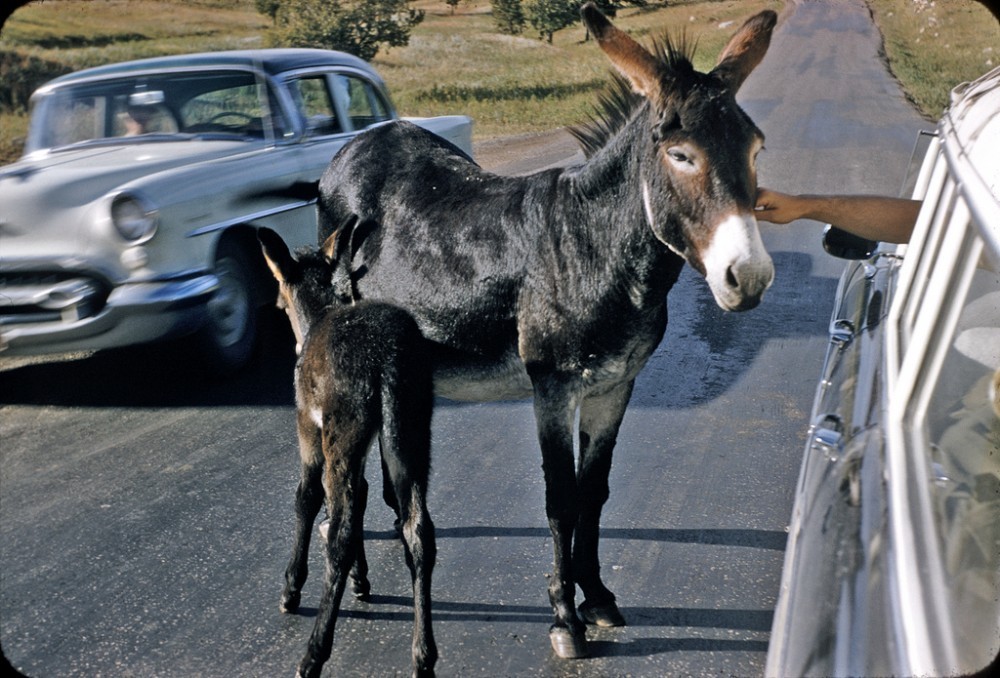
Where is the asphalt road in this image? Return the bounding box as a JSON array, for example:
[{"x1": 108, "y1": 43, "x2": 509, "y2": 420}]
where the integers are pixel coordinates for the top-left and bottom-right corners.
[{"x1": 1, "y1": 1, "x2": 929, "y2": 676}]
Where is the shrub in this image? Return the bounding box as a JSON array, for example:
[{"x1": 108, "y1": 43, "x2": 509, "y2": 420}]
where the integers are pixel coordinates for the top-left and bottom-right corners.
[
  {"x1": 525, "y1": 0, "x2": 578, "y2": 44},
  {"x1": 0, "y1": 51, "x2": 73, "y2": 113},
  {"x1": 265, "y1": 0, "x2": 424, "y2": 61},
  {"x1": 492, "y1": 0, "x2": 526, "y2": 35}
]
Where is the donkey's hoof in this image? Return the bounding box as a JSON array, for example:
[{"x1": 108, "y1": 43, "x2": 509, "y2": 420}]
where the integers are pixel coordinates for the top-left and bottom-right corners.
[
  {"x1": 280, "y1": 590, "x2": 301, "y2": 613},
  {"x1": 351, "y1": 577, "x2": 371, "y2": 601},
  {"x1": 579, "y1": 599, "x2": 626, "y2": 627},
  {"x1": 318, "y1": 519, "x2": 330, "y2": 542},
  {"x1": 296, "y1": 658, "x2": 321, "y2": 678},
  {"x1": 549, "y1": 625, "x2": 589, "y2": 659}
]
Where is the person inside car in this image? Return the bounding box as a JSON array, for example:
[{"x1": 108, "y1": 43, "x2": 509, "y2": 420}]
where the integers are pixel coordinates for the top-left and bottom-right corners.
[{"x1": 122, "y1": 104, "x2": 157, "y2": 135}]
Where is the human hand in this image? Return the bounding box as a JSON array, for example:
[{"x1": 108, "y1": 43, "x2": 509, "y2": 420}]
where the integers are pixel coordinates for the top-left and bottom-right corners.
[{"x1": 754, "y1": 188, "x2": 804, "y2": 224}]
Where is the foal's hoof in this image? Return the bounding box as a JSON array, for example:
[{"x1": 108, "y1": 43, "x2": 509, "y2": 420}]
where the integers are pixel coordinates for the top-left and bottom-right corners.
[
  {"x1": 318, "y1": 519, "x2": 330, "y2": 542},
  {"x1": 351, "y1": 576, "x2": 371, "y2": 601},
  {"x1": 579, "y1": 599, "x2": 626, "y2": 627},
  {"x1": 549, "y1": 625, "x2": 589, "y2": 659},
  {"x1": 280, "y1": 590, "x2": 301, "y2": 614}
]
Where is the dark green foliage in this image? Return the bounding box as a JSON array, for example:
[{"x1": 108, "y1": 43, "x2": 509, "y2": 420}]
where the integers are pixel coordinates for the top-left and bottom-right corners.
[
  {"x1": 254, "y1": 0, "x2": 281, "y2": 23},
  {"x1": 266, "y1": 0, "x2": 425, "y2": 61},
  {"x1": 492, "y1": 0, "x2": 526, "y2": 35},
  {"x1": 0, "y1": 51, "x2": 73, "y2": 113},
  {"x1": 526, "y1": 0, "x2": 578, "y2": 44}
]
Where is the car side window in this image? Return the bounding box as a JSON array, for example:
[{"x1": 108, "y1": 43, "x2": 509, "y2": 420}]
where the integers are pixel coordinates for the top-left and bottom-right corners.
[
  {"x1": 288, "y1": 76, "x2": 342, "y2": 136},
  {"x1": 332, "y1": 75, "x2": 390, "y2": 131},
  {"x1": 179, "y1": 80, "x2": 272, "y2": 137}
]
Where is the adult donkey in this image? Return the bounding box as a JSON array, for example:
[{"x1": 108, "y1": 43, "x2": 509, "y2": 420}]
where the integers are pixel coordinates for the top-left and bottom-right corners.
[{"x1": 316, "y1": 3, "x2": 777, "y2": 659}]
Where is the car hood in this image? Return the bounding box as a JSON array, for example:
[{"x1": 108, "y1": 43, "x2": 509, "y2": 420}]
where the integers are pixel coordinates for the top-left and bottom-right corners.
[{"x1": 0, "y1": 141, "x2": 257, "y2": 265}]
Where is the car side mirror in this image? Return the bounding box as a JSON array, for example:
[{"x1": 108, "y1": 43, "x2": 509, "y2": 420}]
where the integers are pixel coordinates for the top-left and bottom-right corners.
[{"x1": 823, "y1": 225, "x2": 878, "y2": 260}]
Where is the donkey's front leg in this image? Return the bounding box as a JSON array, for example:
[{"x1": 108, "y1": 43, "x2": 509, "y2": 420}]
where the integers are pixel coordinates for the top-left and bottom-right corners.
[
  {"x1": 531, "y1": 376, "x2": 588, "y2": 659},
  {"x1": 575, "y1": 380, "x2": 634, "y2": 628},
  {"x1": 282, "y1": 419, "x2": 324, "y2": 614}
]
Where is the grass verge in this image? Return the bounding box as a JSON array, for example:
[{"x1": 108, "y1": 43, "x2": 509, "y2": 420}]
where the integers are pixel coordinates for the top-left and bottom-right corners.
[{"x1": 867, "y1": 0, "x2": 999, "y2": 118}]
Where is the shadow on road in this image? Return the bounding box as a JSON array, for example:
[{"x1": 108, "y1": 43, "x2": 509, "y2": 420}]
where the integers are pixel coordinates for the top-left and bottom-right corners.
[
  {"x1": 0, "y1": 309, "x2": 298, "y2": 408},
  {"x1": 363, "y1": 525, "x2": 786, "y2": 551},
  {"x1": 290, "y1": 592, "x2": 772, "y2": 657}
]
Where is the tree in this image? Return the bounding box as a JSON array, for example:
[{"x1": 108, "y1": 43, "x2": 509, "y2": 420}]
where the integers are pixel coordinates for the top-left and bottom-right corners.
[
  {"x1": 266, "y1": 0, "x2": 425, "y2": 62},
  {"x1": 525, "y1": 0, "x2": 578, "y2": 44},
  {"x1": 491, "y1": 0, "x2": 526, "y2": 35},
  {"x1": 254, "y1": 0, "x2": 281, "y2": 24}
]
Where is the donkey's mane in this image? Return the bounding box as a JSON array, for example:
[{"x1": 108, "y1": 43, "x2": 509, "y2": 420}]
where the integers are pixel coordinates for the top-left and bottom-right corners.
[{"x1": 568, "y1": 31, "x2": 698, "y2": 158}]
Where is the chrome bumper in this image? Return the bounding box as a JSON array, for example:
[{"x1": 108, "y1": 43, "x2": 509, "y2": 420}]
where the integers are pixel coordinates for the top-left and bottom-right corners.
[{"x1": 0, "y1": 274, "x2": 219, "y2": 354}]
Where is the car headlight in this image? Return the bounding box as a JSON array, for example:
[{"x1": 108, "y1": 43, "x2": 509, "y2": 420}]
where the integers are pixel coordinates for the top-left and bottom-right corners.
[{"x1": 110, "y1": 192, "x2": 158, "y2": 242}]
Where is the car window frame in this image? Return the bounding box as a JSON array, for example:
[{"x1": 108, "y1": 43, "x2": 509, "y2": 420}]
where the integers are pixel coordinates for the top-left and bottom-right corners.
[{"x1": 279, "y1": 66, "x2": 395, "y2": 141}]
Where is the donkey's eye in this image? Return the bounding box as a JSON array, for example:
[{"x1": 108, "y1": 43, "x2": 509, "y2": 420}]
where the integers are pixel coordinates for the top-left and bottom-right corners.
[{"x1": 666, "y1": 147, "x2": 696, "y2": 167}]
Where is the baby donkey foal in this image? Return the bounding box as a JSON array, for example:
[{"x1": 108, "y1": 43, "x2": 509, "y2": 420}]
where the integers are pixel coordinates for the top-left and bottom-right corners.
[{"x1": 259, "y1": 225, "x2": 437, "y2": 678}]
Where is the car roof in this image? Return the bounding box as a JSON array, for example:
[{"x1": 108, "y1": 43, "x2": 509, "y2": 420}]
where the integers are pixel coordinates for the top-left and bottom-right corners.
[{"x1": 41, "y1": 48, "x2": 381, "y2": 89}]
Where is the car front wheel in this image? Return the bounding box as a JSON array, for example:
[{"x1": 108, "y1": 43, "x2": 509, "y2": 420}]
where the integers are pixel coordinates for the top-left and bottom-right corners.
[{"x1": 196, "y1": 242, "x2": 258, "y2": 373}]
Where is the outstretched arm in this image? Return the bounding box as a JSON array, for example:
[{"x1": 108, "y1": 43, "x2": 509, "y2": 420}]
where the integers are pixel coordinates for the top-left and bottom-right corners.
[{"x1": 755, "y1": 188, "x2": 921, "y2": 244}]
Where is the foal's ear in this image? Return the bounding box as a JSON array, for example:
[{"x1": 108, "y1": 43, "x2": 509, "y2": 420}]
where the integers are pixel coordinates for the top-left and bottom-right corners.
[
  {"x1": 320, "y1": 229, "x2": 341, "y2": 263},
  {"x1": 709, "y1": 10, "x2": 777, "y2": 92},
  {"x1": 258, "y1": 227, "x2": 296, "y2": 283},
  {"x1": 581, "y1": 2, "x2": 663, "y2": 100},
  {"x1": 322, "y1": 213, "x2": 361, "y2": 263}
]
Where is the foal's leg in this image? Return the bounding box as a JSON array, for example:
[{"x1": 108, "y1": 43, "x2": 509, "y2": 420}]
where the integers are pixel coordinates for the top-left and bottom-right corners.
[
  {"x1": 379, "y1": 434, "x2": 403, "y2": 528},
  {"x1": 349, "y1": 475, "x2": 372, "y2": 601},
  {"x1": 382, "y1": 392, "x2": 437, "y2": 676},
  {"x1": 282, "y1": 416, "x2": 324, "y2": 613},
  {"x1": 297, "y1": 433, "x2": 367, "y2": 678},
  {"x1": 531, "y1": 375, "x2": 588, "y2": 659},
  {"x1": 575, "y1": 380, "x2": 634, "y2": 628}
]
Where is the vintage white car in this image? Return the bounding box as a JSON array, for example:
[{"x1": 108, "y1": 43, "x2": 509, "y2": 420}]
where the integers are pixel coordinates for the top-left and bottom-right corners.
[
  {"x1": 767, "y1": 67, "x2": 1000, "y2": 676},
  {"x1": 0, "y1": 49, "x2": 472, "y2": 370}
]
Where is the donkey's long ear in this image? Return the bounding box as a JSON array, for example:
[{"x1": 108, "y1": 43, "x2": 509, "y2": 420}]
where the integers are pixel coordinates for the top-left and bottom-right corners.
[
  {"x1": 258, "y1": 227, "x2": 296, "y2": 283},
  {"x1": 581, "y1": 2, "x2": 662, "y2": 100},
  {"x1": 710, "y1": 10, "x2": 777, "y2": 92}
]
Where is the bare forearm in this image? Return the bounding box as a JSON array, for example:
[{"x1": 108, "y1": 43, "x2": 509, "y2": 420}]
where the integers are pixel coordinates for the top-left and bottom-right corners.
[
  {"x1": 755, "y1": 189, "x2": 921, "y2": 244},
  {"x1": 794, "y1": 194, "x2": 921, "y2": 244}
]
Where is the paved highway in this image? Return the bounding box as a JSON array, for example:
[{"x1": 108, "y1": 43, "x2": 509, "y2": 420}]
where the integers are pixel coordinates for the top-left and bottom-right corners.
[{"x1": 1, "y1": 1, "x2": 929, "y2": 675}]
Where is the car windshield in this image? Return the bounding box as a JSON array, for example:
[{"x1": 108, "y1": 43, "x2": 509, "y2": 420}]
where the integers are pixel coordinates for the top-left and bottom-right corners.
[{"x1": 25, "y1": 70, "x2": 287, "y2": 153}]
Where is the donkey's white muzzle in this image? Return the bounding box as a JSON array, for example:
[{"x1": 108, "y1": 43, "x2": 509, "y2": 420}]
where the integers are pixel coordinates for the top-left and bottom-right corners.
[{"x1": 703, "y1": 212, "x2": 774, "y2": 312}]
